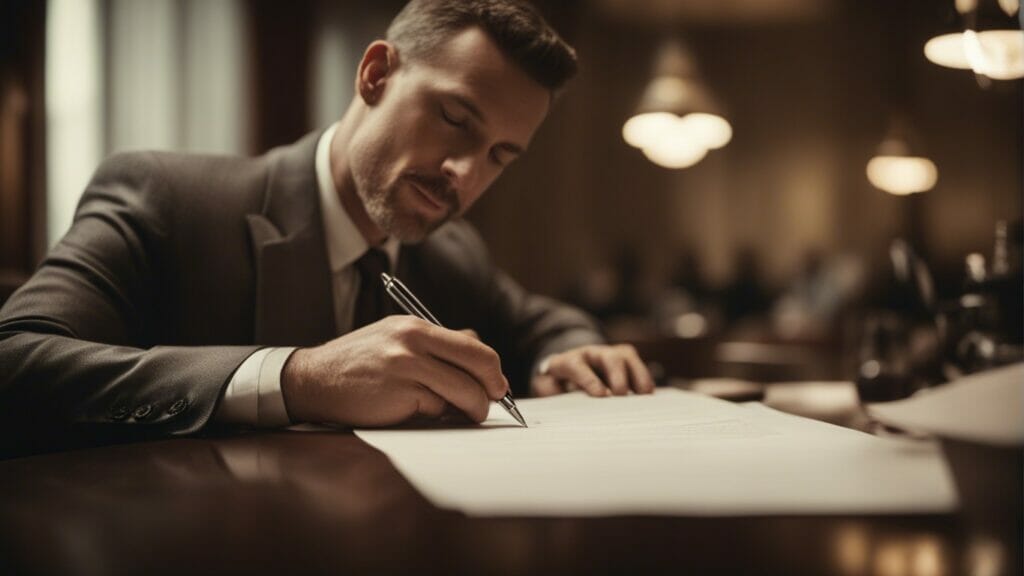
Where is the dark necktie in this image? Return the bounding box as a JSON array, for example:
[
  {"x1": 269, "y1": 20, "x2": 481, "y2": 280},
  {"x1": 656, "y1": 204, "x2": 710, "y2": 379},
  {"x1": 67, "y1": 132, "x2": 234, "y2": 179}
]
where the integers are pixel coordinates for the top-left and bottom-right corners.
[{"x1": 352, "y1": 248, "x2": 391, "y2": 331}]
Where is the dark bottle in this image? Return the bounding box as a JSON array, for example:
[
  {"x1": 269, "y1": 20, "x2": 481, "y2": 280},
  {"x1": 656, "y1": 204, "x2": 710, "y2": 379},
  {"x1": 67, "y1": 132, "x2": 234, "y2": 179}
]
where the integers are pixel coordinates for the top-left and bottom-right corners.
[
  {"x1": 855, "y1": 314, "x2": 912, "y2": 403},
  {"x1": 950, "y1": 221, "x2": 1023, "y2": 374}
]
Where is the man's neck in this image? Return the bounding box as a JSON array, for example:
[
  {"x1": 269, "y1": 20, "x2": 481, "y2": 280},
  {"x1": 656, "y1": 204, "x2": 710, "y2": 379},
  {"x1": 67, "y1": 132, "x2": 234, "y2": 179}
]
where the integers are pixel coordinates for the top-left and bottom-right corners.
[{"x1": 329, "y1": 106, "x2": 388, "y2": 247}]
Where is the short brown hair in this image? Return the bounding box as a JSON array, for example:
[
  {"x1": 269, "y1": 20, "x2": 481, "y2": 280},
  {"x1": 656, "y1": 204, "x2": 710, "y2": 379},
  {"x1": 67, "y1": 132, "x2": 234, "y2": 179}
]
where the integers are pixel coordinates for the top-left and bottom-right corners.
[{"x1": 386, "y1": 0, "x2": 578, "y2": 93}]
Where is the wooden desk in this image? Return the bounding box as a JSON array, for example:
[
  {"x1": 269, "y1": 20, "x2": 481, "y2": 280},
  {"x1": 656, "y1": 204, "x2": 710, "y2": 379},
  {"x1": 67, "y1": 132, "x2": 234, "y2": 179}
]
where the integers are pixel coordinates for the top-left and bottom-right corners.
[{"x1": 2, "y1": 427, "x2": 1016, "y2": 576}]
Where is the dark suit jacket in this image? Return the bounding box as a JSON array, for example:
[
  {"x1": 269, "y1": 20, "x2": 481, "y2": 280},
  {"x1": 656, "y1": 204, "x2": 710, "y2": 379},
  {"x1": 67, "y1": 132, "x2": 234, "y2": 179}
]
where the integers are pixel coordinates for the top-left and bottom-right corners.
[{"x1": 0, "y1": 131, "x2": 602, "y2": 454}]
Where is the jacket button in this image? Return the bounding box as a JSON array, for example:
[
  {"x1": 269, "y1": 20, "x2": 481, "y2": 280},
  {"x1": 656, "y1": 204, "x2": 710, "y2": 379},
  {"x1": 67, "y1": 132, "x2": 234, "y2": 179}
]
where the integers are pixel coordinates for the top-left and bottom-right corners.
[
  {"x1": 167, "y1": 399, "x2": 188, "y2": 416},
  {"x1": 133, "y1": 404, "x2": 153, "y2": 419},
  {"x1": 111, "y1": 406, "x2": 130, "y2": 421}
]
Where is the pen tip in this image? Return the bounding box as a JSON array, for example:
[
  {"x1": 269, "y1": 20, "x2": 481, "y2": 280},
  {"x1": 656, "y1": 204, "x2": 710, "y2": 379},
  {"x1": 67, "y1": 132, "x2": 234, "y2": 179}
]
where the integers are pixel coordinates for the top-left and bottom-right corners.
[{"x1": 513, "y1": 411, "x2": 527, "y2": 428}]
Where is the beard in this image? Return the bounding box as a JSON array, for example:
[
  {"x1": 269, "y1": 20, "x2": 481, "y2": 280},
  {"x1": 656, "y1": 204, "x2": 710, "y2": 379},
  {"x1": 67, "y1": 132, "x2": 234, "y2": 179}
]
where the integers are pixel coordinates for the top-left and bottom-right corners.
[{"x1": 356, "y1": 165, "x2": 460, "y2": 244}]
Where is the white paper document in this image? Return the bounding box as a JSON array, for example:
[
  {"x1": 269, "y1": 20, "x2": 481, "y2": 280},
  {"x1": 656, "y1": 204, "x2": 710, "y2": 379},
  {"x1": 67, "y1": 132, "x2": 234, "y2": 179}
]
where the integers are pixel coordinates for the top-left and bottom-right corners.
[
  {"x1": 868, "y1": 363, "x2": 1024, "y2": 447},
  {"x1": 355, "y1": 389, "x2": 956, "y2": 517}
]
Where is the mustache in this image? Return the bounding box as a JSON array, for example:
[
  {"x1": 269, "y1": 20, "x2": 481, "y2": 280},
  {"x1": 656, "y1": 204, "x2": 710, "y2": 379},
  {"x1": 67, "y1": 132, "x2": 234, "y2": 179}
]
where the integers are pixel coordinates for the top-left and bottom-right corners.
[{"x1": 404, "y1": 172, "x2": 460, "y2": 213}]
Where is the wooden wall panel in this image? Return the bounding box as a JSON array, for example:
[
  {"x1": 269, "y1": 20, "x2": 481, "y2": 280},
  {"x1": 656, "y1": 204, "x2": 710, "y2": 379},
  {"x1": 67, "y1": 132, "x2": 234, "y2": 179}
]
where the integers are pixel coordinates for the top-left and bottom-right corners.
[{"x1": 0, "y1": 0, "x2": 46, "y2": 305}]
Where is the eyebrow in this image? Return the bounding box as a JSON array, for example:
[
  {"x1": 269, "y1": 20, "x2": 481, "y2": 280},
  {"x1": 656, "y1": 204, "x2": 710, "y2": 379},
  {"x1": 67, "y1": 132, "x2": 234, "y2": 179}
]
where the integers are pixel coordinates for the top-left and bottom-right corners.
[{"x1": 451, "y1": 95, "x2": 526, "y2": 156}]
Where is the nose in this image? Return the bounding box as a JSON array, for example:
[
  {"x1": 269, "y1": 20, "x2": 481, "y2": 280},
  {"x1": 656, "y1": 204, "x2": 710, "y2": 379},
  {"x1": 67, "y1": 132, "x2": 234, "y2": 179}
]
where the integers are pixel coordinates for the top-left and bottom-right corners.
[{"x1": 440, "y1": 153, "x2": 478, "y2": 191}]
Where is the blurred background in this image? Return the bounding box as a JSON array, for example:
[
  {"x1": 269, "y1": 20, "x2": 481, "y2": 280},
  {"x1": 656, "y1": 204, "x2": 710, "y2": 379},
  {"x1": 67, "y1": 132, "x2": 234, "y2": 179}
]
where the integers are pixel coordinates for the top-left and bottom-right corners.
[{"x1": 2, "y1": 0, "x2": 1021, "y2": 390}]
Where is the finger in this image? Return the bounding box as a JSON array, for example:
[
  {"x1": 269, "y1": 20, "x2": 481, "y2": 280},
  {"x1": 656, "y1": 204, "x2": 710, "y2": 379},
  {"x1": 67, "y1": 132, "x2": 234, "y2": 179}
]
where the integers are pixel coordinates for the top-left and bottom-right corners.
[
  {"x1": 410, "y1": 324, "x2": 508, "y2": 400},
  {"x1": 403, "y1": 356, "x2": 491, "y2": 423},
  {"x1": 545, "y1": 353, "x2": 608, "y2": 397},
  {"x1": 362, "y1": 380, "x2": 447, "y2": 427},
  {"x1": 620, "y1": 345, "x2": 656, "y2": 394},
  {"x1": 413, "y1": 387, "x2": 448, "y2": 419},
  {"x1": 587, "y1": 348, "x2": 629, "y2": 396},
  {"x1": 530, "y1": 374, "x2": 563, "y2": 397},
  {"x1": 459, "y1": 328, "x2": 480, "y2": 340},
  {"x1": 438, "y1": 404, "x2": 475, "y2": 425}
]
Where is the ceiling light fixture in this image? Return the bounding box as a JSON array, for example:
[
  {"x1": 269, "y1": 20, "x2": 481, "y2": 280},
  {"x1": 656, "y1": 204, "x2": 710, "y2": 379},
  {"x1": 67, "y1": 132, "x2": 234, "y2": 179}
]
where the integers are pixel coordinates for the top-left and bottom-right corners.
[
  {"x1": 924, "y1": 0, "x2": 1024, "y2": 81},
  {"x1": 866, "y1": 118, "x2": 938, "y2": 196},
  {"x1": 622, "y1": 40, "x2": 732, "y2": 170}
]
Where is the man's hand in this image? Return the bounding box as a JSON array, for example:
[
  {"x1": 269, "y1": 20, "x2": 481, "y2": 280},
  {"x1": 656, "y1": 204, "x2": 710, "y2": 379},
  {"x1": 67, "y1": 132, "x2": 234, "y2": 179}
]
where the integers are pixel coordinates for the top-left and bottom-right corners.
[
  {"x1": 530, "y1": 344, "x2": 655, "y2": 397},
  {"x1": 281, "y1": 316, "x2": 509, "y2": 427}
]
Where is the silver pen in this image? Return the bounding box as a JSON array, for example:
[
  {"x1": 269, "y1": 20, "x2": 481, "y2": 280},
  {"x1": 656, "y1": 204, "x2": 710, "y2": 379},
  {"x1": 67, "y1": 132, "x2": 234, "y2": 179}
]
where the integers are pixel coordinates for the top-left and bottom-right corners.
[{"x1": 380, "y1": 272, "x2": 528, "y2": 427}]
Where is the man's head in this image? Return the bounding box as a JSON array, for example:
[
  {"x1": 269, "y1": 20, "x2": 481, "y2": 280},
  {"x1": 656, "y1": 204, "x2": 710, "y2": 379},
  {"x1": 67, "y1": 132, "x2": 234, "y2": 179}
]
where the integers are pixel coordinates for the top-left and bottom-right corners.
[
  {"x1": 386, "y1": 0, "x2": 578, "y2": 95},
  {"x1": 340, "y1": 0, "x2": 577, "y2": 244}
]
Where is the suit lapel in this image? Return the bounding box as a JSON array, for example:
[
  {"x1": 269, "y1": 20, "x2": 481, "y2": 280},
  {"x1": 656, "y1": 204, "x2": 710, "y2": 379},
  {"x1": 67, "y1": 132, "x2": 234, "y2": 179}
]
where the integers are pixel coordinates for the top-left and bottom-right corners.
[{"x1": 247, "y1": 131, "x2": 336, "y2": 346}]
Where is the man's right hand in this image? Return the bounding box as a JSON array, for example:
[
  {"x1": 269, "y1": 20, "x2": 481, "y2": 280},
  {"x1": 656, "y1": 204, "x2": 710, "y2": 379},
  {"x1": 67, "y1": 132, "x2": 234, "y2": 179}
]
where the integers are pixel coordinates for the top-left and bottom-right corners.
[{"x1": 280, "y1": 316, "x2": 509, "y2": 427}]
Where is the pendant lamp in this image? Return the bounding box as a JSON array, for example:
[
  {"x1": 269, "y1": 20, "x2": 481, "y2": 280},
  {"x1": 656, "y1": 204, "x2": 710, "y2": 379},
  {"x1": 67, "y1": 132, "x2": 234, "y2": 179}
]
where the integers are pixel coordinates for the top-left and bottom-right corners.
[
  {"x1": 622, "y1": 40, "x2": 731, "y2": 169},
  {"x1": 924, "y1": 0, "x2": 1024, "y2": 81},
  {"x1": 866, "y1": 118, "x2": 939, "y2": 196}
]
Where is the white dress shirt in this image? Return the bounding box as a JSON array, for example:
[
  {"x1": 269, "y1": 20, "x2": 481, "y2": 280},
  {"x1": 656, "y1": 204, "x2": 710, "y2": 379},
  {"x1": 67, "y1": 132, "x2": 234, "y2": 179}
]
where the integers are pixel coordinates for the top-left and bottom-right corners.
[{"x1": 217, "y1": 123, "x2": 400, "y2": 426}]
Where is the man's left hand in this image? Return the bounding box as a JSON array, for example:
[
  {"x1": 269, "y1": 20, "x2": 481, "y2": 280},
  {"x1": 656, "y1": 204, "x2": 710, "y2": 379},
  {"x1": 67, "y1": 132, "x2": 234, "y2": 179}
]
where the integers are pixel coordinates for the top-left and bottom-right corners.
[{"x1": 530, "y1": 344, "x2": 655, "y2": 397}]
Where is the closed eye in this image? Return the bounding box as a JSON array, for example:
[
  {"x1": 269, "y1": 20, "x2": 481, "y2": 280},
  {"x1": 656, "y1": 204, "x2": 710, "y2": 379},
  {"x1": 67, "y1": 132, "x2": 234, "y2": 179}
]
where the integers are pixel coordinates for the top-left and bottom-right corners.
[{"x1": 441, "y1": 106, "x2": 467, "y2": 128}]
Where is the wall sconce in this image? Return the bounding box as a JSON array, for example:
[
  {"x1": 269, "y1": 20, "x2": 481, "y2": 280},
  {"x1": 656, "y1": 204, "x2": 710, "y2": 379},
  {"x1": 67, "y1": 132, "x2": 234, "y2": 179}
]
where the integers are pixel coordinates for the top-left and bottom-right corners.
[
  {"x1": 622, "y1": 40, "x2": 731, "y2": 169},
  {"x1": 866, "y1": 118, "x2": 939, "y2": 196},
  {"x1": 924, "y1": 0, "x2": 1023, "y2": 81}
]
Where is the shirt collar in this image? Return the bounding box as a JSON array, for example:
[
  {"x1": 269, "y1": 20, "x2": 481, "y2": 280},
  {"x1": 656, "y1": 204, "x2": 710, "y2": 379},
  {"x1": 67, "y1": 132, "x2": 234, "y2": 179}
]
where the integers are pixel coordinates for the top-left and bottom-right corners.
[{"x1": 316, "y1": 123, "x2": 400, "y2": 273}]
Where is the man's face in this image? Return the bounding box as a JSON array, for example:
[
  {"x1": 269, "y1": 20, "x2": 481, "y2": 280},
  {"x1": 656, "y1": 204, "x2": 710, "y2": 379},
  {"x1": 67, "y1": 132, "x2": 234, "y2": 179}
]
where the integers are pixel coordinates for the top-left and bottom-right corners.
[{"x1": 348, "y1": 27, "x2": 551, "y2": 243}]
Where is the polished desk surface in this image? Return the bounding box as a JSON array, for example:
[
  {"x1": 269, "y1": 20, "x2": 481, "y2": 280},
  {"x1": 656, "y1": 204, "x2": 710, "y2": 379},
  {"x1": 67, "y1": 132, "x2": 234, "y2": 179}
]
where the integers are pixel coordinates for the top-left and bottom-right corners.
[{"x1": 0, "y1": 387, "x2": 1018, "y2": 576}]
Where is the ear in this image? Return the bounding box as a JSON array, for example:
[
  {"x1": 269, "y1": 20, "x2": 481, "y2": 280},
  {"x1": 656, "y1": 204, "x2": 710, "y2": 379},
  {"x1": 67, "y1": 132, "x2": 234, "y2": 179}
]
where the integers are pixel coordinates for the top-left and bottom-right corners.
[{"x1": 356, "y1": 41, "x2": 398, "y2": 105}]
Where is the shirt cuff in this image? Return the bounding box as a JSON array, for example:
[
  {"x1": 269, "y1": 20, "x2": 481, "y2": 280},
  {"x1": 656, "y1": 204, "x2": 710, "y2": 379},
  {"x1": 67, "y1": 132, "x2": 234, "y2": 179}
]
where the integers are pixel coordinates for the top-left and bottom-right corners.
[{"x1": 217, "y1": 347, "x2": 297, "y2": 427}]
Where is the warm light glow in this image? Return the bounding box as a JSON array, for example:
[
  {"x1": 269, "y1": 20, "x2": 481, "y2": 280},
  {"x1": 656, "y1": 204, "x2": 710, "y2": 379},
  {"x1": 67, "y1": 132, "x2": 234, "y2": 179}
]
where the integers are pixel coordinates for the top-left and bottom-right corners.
[
  {"x1": 647, "y1": 76, "x2": 693, "y2": 107},
  {"x1": 955, "y1": 0, "x2": 978, "y2": 13},
  {"x1": 678, "y1": 113, "x2": 733, "y2": 149},
  {"x1": 833, "y1": 523, "x2": 870, "y2": 576},
  {"x1": 642, "y1": 135, "x2": 707, "y2": 169},
  {"x1": 968, "y1": 536, "x2": 1005, "y2": 576},
  {"x1": 673, "y1": 313, "x2": 708, "y2": 338},
  {"x1": 910, "y1": 538, "x2": 945, "y2": 576},
  {"x1": 963, "y1": 29, "x2": 1024, "y2": 79},
  {"x1": 866, "y1": 155, "x2": 938, "y2": 195},
  {"x1": 622, "y1": 112, "x2": 679, "y2": 149},
  {"x1": 997, "y1": 0, "x2": 1019, "y2": 15},
  {"x1": 873, "y1": 541, "x2": 910, "y2": 576},
  {"x1": 924, "y1": 33, "x2": 973, "y2": 69},
  {"x1": 925, "y1": 30, "x2": 1024, "y2": 79},
  {"x1": 623, "y1": 112, "x2": 732, "y2": 169}
]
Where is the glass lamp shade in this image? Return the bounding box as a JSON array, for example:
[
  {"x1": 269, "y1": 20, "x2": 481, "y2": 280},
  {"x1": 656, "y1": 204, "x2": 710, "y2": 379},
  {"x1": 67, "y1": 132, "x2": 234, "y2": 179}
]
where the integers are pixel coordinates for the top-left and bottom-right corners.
[
  {"x1": 866, "y1": 155, "x2": 939, "y2": 195},
  {"x1": 622, "y1": 111, "x2": 729, "y2": 169},
  {"x1": 622, "y1": 111, "x2": 732, "y2": 150},
  {"x1": 924, "y1": 32, "x2": 976, "y2": 69},
  {"x1": 641, "y1": 133, "x2": 708, "y2": 169},
  {"x1": 925, "y1": 30, "x2": 1024, "y2": 79},
  {"x1": 622, "y1": 112, "x2": 678, "y2": 149},
  {"x1": 924, "y1": 0, "x2": 1024, "y2": 80},
  {"x1": 678, "y1": 113, "x2": 733, "y2": 149},
  {"x1": 622, "y1": 40, "x2": 732, "y2": 169},
  {"x1": 962, "y1": 29, "x2": 1024, "y2": 79}
]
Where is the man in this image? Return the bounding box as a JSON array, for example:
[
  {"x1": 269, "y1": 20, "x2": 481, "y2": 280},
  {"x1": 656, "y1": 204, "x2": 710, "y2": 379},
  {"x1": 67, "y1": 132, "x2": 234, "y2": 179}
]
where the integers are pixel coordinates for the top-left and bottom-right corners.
[{"x1": 0, "y1": 0, "x2": 653, "y2": 454}]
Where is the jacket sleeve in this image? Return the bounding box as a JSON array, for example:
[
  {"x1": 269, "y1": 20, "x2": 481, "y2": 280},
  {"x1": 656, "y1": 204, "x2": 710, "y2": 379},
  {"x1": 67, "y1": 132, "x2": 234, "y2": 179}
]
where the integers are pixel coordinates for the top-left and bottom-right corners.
[{"x1": 0, "y1": 153, "x2": 257, "y2": 456}]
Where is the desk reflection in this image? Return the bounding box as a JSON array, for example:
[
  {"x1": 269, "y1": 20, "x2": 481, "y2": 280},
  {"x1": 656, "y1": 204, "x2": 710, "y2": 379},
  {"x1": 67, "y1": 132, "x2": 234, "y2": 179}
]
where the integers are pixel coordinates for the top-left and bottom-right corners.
[
  {"x1": 0, "y1": 432, "x2": 450, "y2": 574},
  {"x1": 0, "y1": 430, "x2": 1003, "y2": 576}
]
